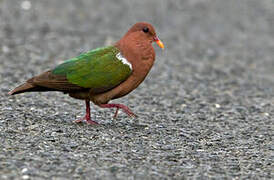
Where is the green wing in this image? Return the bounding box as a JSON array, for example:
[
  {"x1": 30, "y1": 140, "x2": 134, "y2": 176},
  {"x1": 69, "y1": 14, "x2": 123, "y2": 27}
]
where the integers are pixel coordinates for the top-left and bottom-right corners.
[{"x1": 51, "y1": 46, "x2": 132, "y2": 92}]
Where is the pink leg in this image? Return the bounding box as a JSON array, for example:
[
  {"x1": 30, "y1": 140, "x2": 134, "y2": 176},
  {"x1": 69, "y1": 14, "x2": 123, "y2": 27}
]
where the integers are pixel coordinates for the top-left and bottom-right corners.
[
  {"x1": 74, "y1": 100, "x2": 98, "y2": 125},
  {"x1": 113, "y1": 108, "x2": 119, "y2": 118},
  {"x1": 99, "y1": 104, "x2": 137, "y2": 118}
]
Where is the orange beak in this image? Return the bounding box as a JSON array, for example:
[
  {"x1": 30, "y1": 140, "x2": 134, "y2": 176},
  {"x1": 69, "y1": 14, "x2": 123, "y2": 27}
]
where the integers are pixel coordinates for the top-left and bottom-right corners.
[{"x1": 154, "y1": 37, "x2": 164, "y2": 49}]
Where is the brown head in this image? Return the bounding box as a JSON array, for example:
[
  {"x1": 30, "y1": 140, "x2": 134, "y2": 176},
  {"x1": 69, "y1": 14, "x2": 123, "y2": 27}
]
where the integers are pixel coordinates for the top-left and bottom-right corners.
[
  {"x1": 123, "y1": 22, "x2": 164, "y2": 49},
  {"x1": 116, "y1": 22, "x2": 164, "y2": 55}
]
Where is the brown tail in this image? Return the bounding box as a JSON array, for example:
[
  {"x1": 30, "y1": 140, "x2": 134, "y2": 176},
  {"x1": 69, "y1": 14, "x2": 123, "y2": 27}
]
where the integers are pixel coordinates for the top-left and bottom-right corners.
[
  {"x1": 8, "y1": 83, "x2": 53, "y2": 95},
  {"x1": 9, "y1": 83, "x2": 37, "y2": 95}
]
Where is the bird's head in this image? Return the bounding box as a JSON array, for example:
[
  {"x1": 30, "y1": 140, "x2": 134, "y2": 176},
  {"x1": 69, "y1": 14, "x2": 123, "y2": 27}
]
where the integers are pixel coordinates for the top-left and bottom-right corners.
[{"x1": 123, "y1": 22, "x2": 164, "y2": 49}]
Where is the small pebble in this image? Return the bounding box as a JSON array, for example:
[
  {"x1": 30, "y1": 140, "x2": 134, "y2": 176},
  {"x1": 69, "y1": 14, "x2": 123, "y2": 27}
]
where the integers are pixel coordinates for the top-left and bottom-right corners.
[
  {"x1": 2, "y1": 45, "x2": 10, "y2": 53},
  {"x1": 22, "y1": 175, "x2": 30, "y2": 180},
  {"x1": 181, "y1": 104, "x2": 187, "y2": 108},
  {"x1": 21, "y1": 168, "x2": 28, "y2": 173},
  {"x1": 21, "y1": 1, "x2": 32, "y2": 10},
  {"x1": 215, "y1": 104, "x2": 221, "y2": 108}
]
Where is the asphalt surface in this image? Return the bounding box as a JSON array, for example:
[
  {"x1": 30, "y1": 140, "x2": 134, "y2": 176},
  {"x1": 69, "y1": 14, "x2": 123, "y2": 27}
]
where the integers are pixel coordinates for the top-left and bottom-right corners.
[{"x1": 0, "y1": 0, "x2": 273, "y2": 179}]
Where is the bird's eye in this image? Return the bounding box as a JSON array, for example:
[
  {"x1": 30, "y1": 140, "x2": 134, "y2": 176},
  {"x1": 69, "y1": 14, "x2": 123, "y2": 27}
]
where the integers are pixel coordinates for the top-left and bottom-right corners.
[{"x1": 142, "y1": 27, "x2": 149, "y2": 33}]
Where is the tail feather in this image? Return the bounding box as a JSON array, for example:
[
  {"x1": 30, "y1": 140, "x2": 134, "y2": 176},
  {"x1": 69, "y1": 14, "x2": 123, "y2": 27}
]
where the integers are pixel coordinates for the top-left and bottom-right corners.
[{"x1": 8, "y1": 83, "x2": 53, "y2": 95}]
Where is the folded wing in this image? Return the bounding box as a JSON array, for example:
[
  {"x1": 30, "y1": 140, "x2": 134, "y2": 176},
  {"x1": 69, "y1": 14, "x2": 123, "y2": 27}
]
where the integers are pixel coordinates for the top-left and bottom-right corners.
[{"x1": 29, "y1": 46, "x2": 132, "y2": 94}]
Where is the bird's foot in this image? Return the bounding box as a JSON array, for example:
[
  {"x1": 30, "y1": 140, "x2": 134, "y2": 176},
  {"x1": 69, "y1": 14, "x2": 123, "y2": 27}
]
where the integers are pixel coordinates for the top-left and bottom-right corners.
[
  {"x1": 74, "y1": 116, "x2": 98, "y2": 125},
  {"x1": 99, "y1": 104, "x2": 137, "y2": 118},
  {"x1": 74, "y1": 100, "x2": 98, "y2": 125}
]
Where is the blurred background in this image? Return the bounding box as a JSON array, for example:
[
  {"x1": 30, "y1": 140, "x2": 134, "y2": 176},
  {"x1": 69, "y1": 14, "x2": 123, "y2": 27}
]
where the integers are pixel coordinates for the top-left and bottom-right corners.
[{"x1": 0, "y1": 0, "x2": 273, "y2": 179}]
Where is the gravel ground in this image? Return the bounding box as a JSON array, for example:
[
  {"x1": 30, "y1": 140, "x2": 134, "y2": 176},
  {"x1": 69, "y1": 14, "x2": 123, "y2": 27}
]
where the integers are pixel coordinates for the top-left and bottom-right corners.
[{"x1": 0, "y1": 0, "x2": 273, "y2": 179}]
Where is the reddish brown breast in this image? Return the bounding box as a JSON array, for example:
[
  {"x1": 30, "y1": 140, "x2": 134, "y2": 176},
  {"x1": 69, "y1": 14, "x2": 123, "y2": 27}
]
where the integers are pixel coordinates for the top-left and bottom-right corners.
[{"x1": 112, "y1": 32, "x2": 155, "y2": 98}]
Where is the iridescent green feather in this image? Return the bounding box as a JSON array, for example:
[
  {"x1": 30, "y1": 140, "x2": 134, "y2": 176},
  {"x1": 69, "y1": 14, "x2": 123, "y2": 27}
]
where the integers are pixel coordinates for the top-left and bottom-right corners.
[{"x1": 52, "y1": 46, "x2": 132, "y2": 90}]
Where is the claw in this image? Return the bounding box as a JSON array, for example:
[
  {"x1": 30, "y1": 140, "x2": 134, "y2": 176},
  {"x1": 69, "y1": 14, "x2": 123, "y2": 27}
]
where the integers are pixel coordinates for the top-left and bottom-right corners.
[
  {"x1": 99, "y1": 104, "x2": 137, "y2": 118},
  {"x1": 74, "y1": 100, "x2": 99, "y2": 125},
  {"x1": 74, "y1": 115, "x2": 98, "y2": 125},
  {"x1": 86, "y1": 119, "x2": 99, "y2": 125}
]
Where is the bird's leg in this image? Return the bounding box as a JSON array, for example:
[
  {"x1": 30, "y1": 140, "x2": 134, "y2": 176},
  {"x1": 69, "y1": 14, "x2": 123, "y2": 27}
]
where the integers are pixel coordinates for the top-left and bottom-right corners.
[
  {"x1": 113, "y1": 108, "x2": 119, "y2": 118},
  {"x1": 99, "y1": 104, "x2": 137, "y2": 118},
  {"x1": 75, "y1": 100, "x2": 98, "y2": 125}
]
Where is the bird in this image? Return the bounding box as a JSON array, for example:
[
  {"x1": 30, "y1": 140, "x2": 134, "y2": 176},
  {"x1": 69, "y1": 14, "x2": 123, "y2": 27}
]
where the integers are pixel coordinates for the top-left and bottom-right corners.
[{"x1": 9, "y1": 22, "x2": 164, "y2": 125}]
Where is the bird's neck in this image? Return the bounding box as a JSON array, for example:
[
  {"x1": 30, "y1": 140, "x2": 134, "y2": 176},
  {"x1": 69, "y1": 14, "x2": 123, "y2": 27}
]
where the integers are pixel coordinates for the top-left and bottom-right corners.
[
  {"x1": 115, "y1": 34, "x2": 155, "y2": 63},
  {"x1": 115, "y1": 35, "x2": 155, "y2": 89}
]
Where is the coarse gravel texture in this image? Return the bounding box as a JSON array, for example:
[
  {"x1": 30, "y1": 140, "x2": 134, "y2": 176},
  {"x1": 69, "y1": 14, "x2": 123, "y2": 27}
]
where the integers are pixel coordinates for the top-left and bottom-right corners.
[{"x1": 0, "y1": 0, "x2": 273, "y2": 179}]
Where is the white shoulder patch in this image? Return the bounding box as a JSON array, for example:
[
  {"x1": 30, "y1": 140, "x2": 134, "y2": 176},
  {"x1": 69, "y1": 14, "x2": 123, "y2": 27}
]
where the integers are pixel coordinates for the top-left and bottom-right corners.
[{"x1": 116, "y1": 52, "x2": 132, "y2": 70}]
